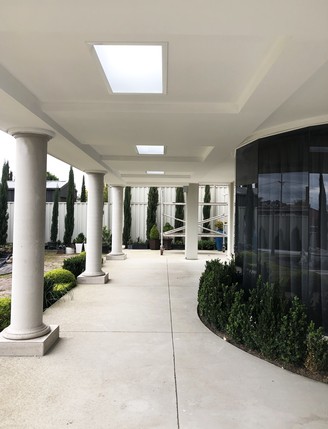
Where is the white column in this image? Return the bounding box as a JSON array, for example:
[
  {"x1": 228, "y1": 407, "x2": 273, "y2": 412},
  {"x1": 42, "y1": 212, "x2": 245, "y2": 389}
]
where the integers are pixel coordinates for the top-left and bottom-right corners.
[
  {"x1": 1, "y1": 129, "x2": 59, "y2": 355},
  {"x1": 185, "y1": 183, "x2": 199, "y2": 260},
  {"x1": 227, "y1": 181, "x2": 235, "y2": 255},
  {"x1": 107, "y1": 185, "x2": 126, "y2": 260},
  {"x1": 78, "y1": 172, "x2": 109, "y2": 284}
]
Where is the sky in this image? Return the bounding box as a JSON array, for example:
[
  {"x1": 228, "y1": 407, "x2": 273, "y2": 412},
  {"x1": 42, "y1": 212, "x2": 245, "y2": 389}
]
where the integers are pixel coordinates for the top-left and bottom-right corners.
[{"x1": 0, "y1": 130, "x2": 85, "y2": 195}]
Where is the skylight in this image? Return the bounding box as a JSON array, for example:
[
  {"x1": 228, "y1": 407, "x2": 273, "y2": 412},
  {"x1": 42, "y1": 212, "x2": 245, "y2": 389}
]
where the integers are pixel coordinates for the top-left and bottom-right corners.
[
  {"x1": 136, "y1": 145, "x2": 165, "y2": 155},
  {"x1": 146, "y1": 171, "x2": 164, "y2": 175},
  {"x1": 93, "y1": 44, "x2": 166, "y2": 94}
]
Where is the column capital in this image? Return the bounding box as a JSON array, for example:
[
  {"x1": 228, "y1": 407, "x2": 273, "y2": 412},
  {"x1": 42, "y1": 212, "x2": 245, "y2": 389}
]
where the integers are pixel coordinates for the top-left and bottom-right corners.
[
  {"x1": 8, "y1": 127, "x2": 55, "y2": 140},
  {"x1": 85, "y1": 170, "x2": 107, "y2": 176}
]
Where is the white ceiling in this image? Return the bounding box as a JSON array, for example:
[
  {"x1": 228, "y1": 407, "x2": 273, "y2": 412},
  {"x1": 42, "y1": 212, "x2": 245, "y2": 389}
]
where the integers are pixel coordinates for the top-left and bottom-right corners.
[{"x1": 0, "y1": 1, "x2": 328, "y2": 186}]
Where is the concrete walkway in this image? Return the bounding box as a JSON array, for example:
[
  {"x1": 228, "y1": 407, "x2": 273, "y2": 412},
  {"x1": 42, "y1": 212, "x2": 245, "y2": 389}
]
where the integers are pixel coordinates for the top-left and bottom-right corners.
[{"x1": 0, "y1": 249, "x2": 327, "y2": 429}]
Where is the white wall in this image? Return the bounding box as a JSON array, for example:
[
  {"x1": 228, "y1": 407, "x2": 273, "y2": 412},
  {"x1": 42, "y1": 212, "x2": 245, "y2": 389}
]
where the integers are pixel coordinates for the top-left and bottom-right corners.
[{"x1": 6, "y1": 185, "x2": 228, "y2": 243}]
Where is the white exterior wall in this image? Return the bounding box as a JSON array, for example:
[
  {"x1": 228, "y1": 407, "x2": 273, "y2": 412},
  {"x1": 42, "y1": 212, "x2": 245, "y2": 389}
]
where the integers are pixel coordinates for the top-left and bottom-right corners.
[{"x1": 6, "y1": 185, "x2": 228, "y2": 243}]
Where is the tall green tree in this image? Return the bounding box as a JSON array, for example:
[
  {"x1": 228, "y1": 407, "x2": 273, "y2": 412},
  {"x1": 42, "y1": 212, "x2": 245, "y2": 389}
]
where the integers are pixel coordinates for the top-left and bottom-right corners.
[
  {"x1": 203, "y1": 185, "x2": 211, "y2": 235},
  {"x1": 50, "y1": 187, "x2": 59, "y2": 243},
  {"x1": 80, "y1": 175, "x2": 87, "y2": 202},
  {"x1": 146, "y1": 187, "x2": 159, "y2": 240},
  {"x1": 46, "y1": 171, "x2": 59, "y2": 181},
  {"x1": 122, "y1": 186, "x2": 132, "y2": 246},
  {"x1": 0, "y1": 161, "x2": 10, "y2": 245},
  {"x1": 175, "y1": 187, "x2": 185, "y2": 231},
  {"x1": 63, "y1": 166, "x2": 75, "y2": 245}
]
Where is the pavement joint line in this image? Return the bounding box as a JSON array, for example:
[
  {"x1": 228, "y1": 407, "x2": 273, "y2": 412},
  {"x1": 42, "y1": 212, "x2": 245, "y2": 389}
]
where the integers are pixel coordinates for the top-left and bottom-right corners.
[
  {"x1": 166, "y1": 256, "x2": 180, "y2": 429},
  {"x1": 59, "y1": 330, "x2": 173, "y2": 334}
]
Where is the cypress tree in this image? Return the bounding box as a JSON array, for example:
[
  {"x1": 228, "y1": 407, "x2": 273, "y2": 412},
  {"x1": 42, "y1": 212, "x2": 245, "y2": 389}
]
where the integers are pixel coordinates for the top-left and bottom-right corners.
[
  {"x1": 122, "y1": 186, "x2": 132, "y2": 246},
  {"x1": 80, "y1": 175, "x2": 87, "y2": 202},
  {"x1": 103, "y1": 184, "x2": 108, "y2": 203},
  {"x1": 63, "y1": 166, "x2": 75, "y2": 245},
  {"x1": 146, "y1": 187, "x2": 159, "y2": 240},
  {"x1": 0, "y1": 161, "x2": 10, "y2": 245},
  {"x1": 50, "y1": 187, "x2": 59, "y2": 243},
  {"x1": 175, "y1": 187, "x2": 185, "y2": 230},
  {"x1": 203, "y1": 185, "x2": 211, "y2": 235}
]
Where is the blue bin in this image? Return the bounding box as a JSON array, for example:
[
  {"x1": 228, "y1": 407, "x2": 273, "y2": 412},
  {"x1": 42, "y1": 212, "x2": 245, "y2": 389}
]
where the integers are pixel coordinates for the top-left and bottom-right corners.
[{"x1": 215, "y1": 236, "x2": 223, "y2": 251}]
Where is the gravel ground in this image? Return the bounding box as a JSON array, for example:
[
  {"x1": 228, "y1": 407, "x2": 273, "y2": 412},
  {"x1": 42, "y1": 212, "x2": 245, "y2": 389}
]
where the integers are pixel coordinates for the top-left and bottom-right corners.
[{"x1": 0, "y1": 251, "x2": 68, "y2": 298}]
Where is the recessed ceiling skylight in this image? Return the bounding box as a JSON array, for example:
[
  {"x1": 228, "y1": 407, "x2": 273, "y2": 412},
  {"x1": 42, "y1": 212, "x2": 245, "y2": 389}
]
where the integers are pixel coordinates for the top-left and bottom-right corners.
[
  {"x1": 93, "y1": 44, "x2": 166, "y2": 94},
  {"x1": 146, "y1": 171, "x2": 165, "y2": 175},
  {"x1": 136, "y1": 145, "x2": 165, "y2": 155}
]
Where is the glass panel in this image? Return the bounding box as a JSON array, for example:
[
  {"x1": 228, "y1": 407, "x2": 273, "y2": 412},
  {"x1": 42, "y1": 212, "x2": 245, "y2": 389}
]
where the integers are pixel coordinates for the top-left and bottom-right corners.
[
  {"x1": 236, "y1": 141, "x2": 258, "y2": 186},
  {"x1": 235, "y1": 184, "x2": 258, "y2": 289},
  {"x1": 257, "y1": 132, "x2": 308, "y2": 300},
  {"x1": 309, "y1": 126, "x2": 328, "y2": 331},
  {"x1": 235, "y1": 125, "x2": 328, "y2": 333}
]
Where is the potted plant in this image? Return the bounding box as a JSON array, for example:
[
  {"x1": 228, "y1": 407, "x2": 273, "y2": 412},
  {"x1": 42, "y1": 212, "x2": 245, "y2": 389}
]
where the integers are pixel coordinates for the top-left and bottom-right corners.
[
  {"x1": 102, "y1": 226, "x2": 111, "y2": 253},
  {"x1": 149, "y1": 224, "x2": 160, "y2": 250},
  {"x1": 163, "y1": 222, "x2": 174, "y2": 250},
  {"x1": 74, "y1": 232, "x2": 85, "y2": 253}
]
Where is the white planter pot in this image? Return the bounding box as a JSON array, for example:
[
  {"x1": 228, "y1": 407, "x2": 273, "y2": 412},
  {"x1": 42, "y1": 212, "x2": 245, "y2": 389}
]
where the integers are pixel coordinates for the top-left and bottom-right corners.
[
  {"x1": 75, "y1": 243, "x2": 84, "y2": 254},
  {"x1": 65, "y1": 246, "x2": 75, "y2": 255}
]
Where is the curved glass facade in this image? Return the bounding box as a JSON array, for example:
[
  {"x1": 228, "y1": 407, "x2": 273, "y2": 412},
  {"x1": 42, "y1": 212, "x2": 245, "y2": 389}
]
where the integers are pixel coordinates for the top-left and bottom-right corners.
[{"x1": 236, "y1": 124, "x2": 328, "y2": 333}]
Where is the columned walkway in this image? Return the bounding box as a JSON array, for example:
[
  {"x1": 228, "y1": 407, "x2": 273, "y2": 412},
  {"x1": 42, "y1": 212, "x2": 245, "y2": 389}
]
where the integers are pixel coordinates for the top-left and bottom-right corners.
[{"x1": 1, "y1": 250, "x2": 327, "y2": 428}]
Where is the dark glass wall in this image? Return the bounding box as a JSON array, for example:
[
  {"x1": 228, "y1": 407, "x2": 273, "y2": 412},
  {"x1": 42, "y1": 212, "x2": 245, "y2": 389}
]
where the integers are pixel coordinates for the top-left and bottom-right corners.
[{"x1": 235, "y1": 125, "x2": 328, "y2": 332}]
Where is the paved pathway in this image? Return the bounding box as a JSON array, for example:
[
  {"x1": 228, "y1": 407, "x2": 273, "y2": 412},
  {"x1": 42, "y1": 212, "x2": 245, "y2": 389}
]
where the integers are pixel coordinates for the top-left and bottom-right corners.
[{"x1": 0, "y1": 250, "x2": 327, "y2": 428}]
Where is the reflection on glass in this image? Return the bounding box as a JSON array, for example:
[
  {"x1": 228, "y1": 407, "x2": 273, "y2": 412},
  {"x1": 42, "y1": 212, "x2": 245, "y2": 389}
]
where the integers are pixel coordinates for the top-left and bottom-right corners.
[{"x1": 236, "y1": 125, "x2": 328, "y2": 333}]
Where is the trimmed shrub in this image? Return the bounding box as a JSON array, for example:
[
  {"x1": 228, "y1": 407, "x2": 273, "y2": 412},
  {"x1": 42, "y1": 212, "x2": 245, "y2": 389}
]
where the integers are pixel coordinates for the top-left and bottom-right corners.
[
  {"x1": 62, "y1": 252, "x2": 86, "y2": 278},
  {"x1": 44, "y1": 268, "x2": 76, "y2": 285},
  {"x1": 198, "y1": 259, "x2": 222, "y2": 325},
  {"x1": 198, "y1": 259, "x2": 240, "y2": 330},
  {"x1": 0, "y1": 297, "x2": 11, "y2": 331},
  {"x1": 246, "y1": 280, "x2": 287, "y2": 359},
  {"x1": 226, "y1": 290, "x2": 248, "y2": 343},
  {"x1": 197, "y1": 258, "x2": 328, "y2": 376},
  {"x1": 198, "y1": 239, "x2": 215, "y2": 250},
  {"x1": 149, "y1": 224, "x2": 160, "y2": 240},
  {"x1": 44, "y1": 268, "x2": 76, "y2": 309},
  {"x1": 305, "y1": 322, "x2": 328, "y2": 373},
  {"x1": 279, "y1": 297, "x2": 308, "y2": 366}
]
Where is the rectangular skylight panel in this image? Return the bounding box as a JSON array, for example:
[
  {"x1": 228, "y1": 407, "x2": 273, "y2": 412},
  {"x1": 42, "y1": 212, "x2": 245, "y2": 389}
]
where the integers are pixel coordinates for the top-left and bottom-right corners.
[
  {"x1": 94, "y1": 44, "x2": 164, "y2": 94},
  {"x1": 146, "y1": 171, "x2": 164, "y2": 175},
  {"x1": 136, "y1": 145, "x2": 165, "y2": 155}
]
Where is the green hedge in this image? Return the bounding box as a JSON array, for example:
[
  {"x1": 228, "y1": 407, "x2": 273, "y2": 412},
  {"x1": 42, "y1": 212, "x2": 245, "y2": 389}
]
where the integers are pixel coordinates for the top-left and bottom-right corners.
[
  {"x1": 44, "y1": 268, "x2": 76, "y2": 309},
  {"x1": 0, "y1": 297, "x2": 11, "y2": 331},
  {"x1": 62, "y1": 252, "x2": 86, "y2": 278},
  {"x1": 1, "y1": 266, "x2": 78, "y2": 329},
  {"x1": 198, "y1": 258, "x2": 328, "y2": 375},
  {"x1": 198, "y1": 239, "x2": 216, "y2": 250}
]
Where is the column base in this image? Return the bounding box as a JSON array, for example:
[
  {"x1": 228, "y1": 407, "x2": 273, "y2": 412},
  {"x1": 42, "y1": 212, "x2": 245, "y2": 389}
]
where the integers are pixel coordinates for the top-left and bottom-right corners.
[
  {"x1": 77, "y1": 272, "x2": 109, "y2": 284},
  {"x1": 106, "y1": 253, "x2": 127, "y2": 260},
  {"x1": 2, "y1": 322, "x2": 51, "y2": 340},
  {"x1": 0, "y1": 325, "x2": 59, "y2": 356}
]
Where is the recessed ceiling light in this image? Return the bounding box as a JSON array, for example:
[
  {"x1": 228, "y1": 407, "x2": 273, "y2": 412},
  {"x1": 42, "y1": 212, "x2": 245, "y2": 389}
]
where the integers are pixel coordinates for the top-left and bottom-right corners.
[
  {"x1": 93, "y1": 44, "x2": 166, "y2": 94},
  {"x1": 136, "y1": 145, "x2": 165, "y2": 155},
  {"x1": 146, "y1": 171, "x2": 164, "y2": 175}
]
